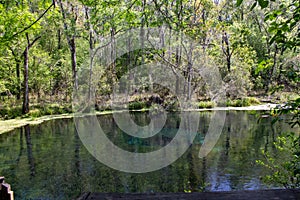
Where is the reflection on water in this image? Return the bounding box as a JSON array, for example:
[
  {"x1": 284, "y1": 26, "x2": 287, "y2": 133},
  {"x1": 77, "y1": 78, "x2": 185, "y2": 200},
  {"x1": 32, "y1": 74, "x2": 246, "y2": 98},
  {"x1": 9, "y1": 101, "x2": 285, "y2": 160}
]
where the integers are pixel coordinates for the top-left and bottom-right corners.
[{"x1": 0, "y1": 111, "x2": 298, "y2": 199}]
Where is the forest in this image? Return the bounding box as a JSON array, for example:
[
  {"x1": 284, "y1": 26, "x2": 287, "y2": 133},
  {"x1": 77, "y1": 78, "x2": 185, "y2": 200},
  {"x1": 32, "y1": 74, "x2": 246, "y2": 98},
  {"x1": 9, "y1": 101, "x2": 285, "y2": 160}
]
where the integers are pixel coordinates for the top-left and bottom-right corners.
[{"x1": 0, "y1": 0, "x2": 299, "y2": 118}]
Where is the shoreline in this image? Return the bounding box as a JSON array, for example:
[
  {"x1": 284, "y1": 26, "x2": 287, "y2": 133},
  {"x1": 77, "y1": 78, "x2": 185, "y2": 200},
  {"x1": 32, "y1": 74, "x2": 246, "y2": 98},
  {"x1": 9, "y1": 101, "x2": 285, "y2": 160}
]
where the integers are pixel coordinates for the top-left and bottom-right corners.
[{"x1": 0, "y1": 103, "x2": 279, "y2": 135}]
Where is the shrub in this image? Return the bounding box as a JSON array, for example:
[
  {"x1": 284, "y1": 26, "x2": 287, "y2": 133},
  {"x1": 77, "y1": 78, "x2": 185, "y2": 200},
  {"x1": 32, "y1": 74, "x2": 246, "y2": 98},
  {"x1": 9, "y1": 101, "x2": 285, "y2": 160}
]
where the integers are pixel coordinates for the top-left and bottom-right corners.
[
  {"x1": 226, "y1": 99, "x2": 243, "y2": 107},
  {"x1": 226, "y1": 97, "x2": 260, "y2": 107},
  {"x1": 243, "y1": 97, "x2": 260, "y2": 105},
  {"x1": 0, "y1": 106, "x2": 23, "y2": 119},
  {"x1": 128, "y1": 101, "x2": 148, "y2": 110},
  {"x1": 28, "y1": 109, "x2": 42, "y2": 118},
  {"x1": 256, "y1": 133, "x2": 300, "y2": 188},
  {"x1": 198, "y1": 101, "x2": 215, "y2": 108},
  {"x1": 257, "y1": 99, "x2": 300, "y2": 188}
]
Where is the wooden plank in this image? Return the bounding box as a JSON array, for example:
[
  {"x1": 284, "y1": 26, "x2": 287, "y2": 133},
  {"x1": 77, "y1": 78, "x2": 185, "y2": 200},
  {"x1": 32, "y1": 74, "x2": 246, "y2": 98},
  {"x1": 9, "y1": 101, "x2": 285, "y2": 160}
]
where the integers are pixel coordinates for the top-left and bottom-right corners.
[
  {"x1": 77, "y1": 189, "x2": 300, "y2": 200},
  {"x1": 0, "y1": 177, "x2": 14, "y2": 200}
]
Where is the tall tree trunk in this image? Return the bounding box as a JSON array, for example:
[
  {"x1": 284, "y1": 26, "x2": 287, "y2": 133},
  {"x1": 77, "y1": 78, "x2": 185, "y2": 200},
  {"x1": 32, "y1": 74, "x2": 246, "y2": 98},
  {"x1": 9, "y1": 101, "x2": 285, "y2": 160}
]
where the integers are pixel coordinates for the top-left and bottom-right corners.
[
  {"x1": 57, "y1": 29, "x2": 62, "y2": 50},
  {"x1": 187, "y1": 44, "x2": 193, "y2": 100},
  {"x1": 70, "y1": 37, "x2": 78, "y2": 90},
  {"x1": 222, "y1": 31, "x2": 232, "y2": 73},
  {"x1": 22, "y1": 34, "x2": 40, "y2": 114},
  {"x1": 22, "y1": 46, "x2": 29, "y2": 114},
  {"x1": 277, "y1": 46, "x2": 286, "y2": 84},
  {"x1": 85, "y1": 6, "x2": 94, "y2": 105},
  {"x1": 110, "y1": 28, "x2": 116, "y2": 93},
  {"x1": 58, "y1": 0, "x2": 78, "y2": 91},
  {"x1": 266, "y1": 44, "x2": 278, "y2": 92},
  {"x1": 16, "y1": 61, "x2": 21, "y2": 100},
  {"x1": 9, "y1": 48, "x2": 22, "y2": 100}
]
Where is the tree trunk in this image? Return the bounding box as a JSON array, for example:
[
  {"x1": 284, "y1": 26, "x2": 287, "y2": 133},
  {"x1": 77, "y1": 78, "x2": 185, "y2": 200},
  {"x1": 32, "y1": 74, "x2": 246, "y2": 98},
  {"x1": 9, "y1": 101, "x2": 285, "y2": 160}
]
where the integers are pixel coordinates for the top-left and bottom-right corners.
[
  {"x1": 222, "y1": 31, "x2": 231, "y2": 73},
  {"x1": 57, "y1": 29, "x2": 62, "y2": 50},
  {"x1": 22, "y1": 34, "x2": 40, "y2": 114},
  {"x1": 58, "y1": 0, "x2": 78, "y2": 91},
  {"x1": 70, "y1": 37, "x2": 78, "y2": 90},
  {"x1": 110, "y1": 28, "x2": 116, "y2": 93},
  {"x1": 187, "y1": 44, "x2": 193, "y2": 100},
  {"x1": 16, "y1": 60, "x2": 21, "y2": 100},
  {"x1": 266, "y1": 44, "x2": 278, "y2": 92},
  {"x1": 277, "y1": 46, "x2": 286, "y2": 84},
  {"x1": 9, "y1": 48, "x2": 22, "y2": 100},
  {"x1": 85, "y1": 6, "x2": 94, "y2": 104},
  {"x1": 22, "y1": 46, "x2": 29, "y2": 114}
]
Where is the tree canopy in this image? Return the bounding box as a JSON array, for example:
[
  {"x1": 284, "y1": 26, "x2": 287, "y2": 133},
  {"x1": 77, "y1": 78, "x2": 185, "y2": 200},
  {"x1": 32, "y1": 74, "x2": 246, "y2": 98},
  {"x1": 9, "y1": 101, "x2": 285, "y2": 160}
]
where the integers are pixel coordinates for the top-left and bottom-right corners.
[{"x1": 0, "y1": 0, "x2": 299, "y2": 115}]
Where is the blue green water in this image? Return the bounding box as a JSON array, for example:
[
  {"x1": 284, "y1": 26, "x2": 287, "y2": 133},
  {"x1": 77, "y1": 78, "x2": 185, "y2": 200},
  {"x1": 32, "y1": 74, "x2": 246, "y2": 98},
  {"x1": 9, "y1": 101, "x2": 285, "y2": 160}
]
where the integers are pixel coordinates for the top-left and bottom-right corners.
[{"x1": 0, "y1": 111, "x2": 297, "y2": 199}]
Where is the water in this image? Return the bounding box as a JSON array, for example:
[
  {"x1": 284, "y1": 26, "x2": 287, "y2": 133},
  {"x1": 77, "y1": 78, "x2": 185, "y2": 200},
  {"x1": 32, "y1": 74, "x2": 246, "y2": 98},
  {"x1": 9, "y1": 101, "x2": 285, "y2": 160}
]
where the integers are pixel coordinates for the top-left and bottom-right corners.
[{"x1": 0, "y1": 111, "x2": 297, "y2": 199}]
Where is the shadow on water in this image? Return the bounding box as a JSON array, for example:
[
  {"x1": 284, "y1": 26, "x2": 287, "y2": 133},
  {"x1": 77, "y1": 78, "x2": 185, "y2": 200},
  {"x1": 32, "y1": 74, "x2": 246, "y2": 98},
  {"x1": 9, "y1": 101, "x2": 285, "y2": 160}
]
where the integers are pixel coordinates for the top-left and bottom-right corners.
[
  {"x1": 24, "y1": 125, "x2": 35, "y2": 177},
  {"x1": 0, "y1": 111, "x2": 298, "y2": 199}
]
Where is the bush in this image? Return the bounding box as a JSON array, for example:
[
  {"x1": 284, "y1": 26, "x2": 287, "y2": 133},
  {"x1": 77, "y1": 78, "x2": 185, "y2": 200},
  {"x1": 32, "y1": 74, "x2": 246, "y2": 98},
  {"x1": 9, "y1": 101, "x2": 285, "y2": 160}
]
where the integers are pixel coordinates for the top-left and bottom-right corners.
[
  {"x1": 243, "y1": 97, "x2": 261, "y2": 105},
  {"x1": 256, "y1": 99, "x2": 300, "y2": 188},
  {"x1": 128, "y1": 101, "x2": 148, "y2": 110},
  {"x1": 0, "y1": 103, "x2": 73, "y2": 119},
  {"x1": 226, "y1": 99, "x2": 243, "y2": 107},
  {"x1": 198, "y1": 101, "x2": 215, "y2": 108},
  {"x1": 256, "y1": 133, "x2": 300, "y2": 188},
  {"x1": 226, "y1": 97, "x2": 260, "y2": 107},
  {"x1": 28, "y1": 109, "x2": 42, "y2": 118},
  {"x1": 0, "y1": 106, "x2": 23, "y2": 119}
]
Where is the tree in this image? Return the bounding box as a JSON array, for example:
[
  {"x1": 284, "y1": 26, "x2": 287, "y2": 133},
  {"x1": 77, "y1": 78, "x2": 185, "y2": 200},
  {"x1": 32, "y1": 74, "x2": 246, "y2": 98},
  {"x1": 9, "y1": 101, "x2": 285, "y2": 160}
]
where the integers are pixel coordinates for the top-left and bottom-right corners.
[
  {"x1": 58, "y1": 0, "x2": 81, "y2": 91},
  {"x1": 22, "y1": 33, "x2": 41, "y2": 114}
]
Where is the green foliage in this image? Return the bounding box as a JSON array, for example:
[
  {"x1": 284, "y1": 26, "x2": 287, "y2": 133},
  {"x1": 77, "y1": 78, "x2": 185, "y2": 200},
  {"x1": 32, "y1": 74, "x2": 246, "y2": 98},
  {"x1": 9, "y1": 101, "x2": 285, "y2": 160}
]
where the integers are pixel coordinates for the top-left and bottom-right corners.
[
  {"x1": 226, "y1": 97, "x2": 261, "y2": 107},
  {"x1": 0, "y1": 106, "x2": 23, "y2": 119},
  {"x1": 28, "y1": 109, "x2": 42, "y2": 118},
  {"x1": 272, "y1": 98, "x2": 300, "y2": 128},
  {"x1": 0, "y1": 104, "x2": 72, "y2": 119},
  {"x1": 256, "y1": 132, "x2": 300, "y2": 188},
  {"x1": 128, "y1": 101, "x2": 148, "y2": 110},
  {"x1": 256, "y1": 83, "x2": 299, "y2": 188},
  {"x1": 198, "y1": 101, "x2": 215, "y2": 109},
  {"x1": 0, "y1": 0, "x2": 298, "y2": 119}
]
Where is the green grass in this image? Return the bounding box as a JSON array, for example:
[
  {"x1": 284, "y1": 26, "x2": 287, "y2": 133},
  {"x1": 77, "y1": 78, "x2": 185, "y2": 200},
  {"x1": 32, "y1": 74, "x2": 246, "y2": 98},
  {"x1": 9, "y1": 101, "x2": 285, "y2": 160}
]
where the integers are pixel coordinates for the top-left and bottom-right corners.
[{"x1": 0, "y1": 104, "x2": 73, "y2": 120}]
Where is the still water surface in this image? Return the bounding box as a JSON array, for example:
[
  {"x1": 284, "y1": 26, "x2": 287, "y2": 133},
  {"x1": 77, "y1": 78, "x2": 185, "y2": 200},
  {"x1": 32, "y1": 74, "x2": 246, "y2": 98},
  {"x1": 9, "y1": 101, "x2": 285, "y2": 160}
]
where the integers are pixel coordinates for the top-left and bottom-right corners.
[{"x1": 0, "y1": 111, "x2": 297, "y2": 199}]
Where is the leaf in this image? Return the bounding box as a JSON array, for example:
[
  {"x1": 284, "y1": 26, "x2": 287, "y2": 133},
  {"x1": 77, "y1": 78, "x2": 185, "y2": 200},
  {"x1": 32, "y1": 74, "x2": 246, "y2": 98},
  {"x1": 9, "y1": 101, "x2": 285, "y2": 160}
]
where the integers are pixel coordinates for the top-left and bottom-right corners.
[
  {"x1": 236, "y1": 0, "x2": 243, "y2": 6},
  {"x1": 250, "y1": 2, "x2": 257, "y2": 10},
  {"x1": 270, "y1": 35, "x2": 276, "y2": 45},
  {"x1": 271, "y1": 118, "x2": 279, "y2": 125},
  {"x1": 258, "y1": 0, "x2": 269, "y2": 8}
]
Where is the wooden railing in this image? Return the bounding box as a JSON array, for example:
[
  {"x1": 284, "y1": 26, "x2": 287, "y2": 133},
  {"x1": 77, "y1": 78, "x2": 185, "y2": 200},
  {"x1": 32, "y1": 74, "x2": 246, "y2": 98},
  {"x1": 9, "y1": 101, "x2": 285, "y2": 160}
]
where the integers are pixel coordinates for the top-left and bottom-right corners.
[{"x1": 0, "y1": 177, "x2": 14, "y2": 200}]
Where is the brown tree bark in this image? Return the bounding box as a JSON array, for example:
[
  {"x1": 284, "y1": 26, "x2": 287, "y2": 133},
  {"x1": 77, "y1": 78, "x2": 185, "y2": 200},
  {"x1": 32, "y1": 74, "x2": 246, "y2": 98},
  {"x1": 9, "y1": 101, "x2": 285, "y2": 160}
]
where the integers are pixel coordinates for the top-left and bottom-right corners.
[
  {"x1": 58, "y1": 0, "x2": 78, "y2": 91},
  {"x1": 9, "y1": 47, "x2": 21, "y2": 100},
  {"x1": 22, "y1": 45, "x2": 29, "y2": 114},
  {"x1": 22, "y1": 33, "x2": 41, "y2": 114},
  {"x1": 16, "y1": 61, "x2": 21, "y2": 100}
]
